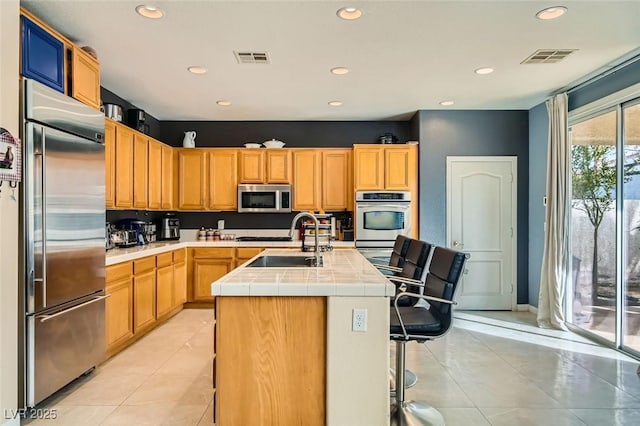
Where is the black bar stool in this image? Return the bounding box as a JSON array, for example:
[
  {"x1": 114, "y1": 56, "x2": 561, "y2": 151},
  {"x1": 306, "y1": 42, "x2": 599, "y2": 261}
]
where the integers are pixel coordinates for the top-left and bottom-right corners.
[{"x1": 389, "y1": 246, "x2": 469, "y2": 425}]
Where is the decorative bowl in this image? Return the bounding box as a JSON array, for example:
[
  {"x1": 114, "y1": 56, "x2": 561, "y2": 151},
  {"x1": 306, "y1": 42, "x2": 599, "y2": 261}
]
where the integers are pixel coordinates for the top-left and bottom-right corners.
[
  {"x1": 263, "y1": 139, "x2": 285, "y2": 148},
  {"x1": 244, "y1": 143, "x2": 262, "y2": 148}
]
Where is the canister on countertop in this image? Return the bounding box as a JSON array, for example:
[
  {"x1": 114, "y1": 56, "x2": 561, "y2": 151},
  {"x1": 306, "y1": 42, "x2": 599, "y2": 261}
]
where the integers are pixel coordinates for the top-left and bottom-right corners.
[
  {"x1": 214, "y1": 230, "x2": 221, "y2": 240},
  {"x1": 198, "y1": 227, "x2": 207, "y2": 241},
  {"x1": 206, "y1": 228, "x2": 215, "y2": 241}
]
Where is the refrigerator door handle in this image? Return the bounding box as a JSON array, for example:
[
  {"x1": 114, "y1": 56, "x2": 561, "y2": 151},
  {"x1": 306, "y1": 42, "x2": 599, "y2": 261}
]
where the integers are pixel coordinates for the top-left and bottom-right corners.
[
  {"x1": 40, "y1": 130, "x2": 47, "y2": 308},
  {"x1": 37, "y1": 294, "x2": 110, "y2": 323}
]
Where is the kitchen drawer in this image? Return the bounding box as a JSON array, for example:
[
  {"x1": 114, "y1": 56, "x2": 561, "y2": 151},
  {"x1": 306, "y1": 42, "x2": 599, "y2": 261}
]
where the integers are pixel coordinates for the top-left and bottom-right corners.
[
  {"x1": 235, "y1": 247, "x2": 264, "y2": 259},
  {"x1": 106, "y1": 262, "x2": 132, "y2": 283},
  {"x1": 156, "y1": 252, "x2": 173, "y2": 268},
  {"x1": 134, "y1": 256, "x2": 156, "y2": 274},
  {"x1": 173, "y1": 248, "x2": 186, "y2": 263},
  {"x1": 192, "y1": 248, "x2": 234, "y2": 259}
]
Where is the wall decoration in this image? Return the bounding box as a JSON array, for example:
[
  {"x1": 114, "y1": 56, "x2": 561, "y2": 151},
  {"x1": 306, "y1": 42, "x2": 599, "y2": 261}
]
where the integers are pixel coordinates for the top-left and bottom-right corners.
[{"x1": 0, "y1": 127, "x2": 21, "y2": 183}]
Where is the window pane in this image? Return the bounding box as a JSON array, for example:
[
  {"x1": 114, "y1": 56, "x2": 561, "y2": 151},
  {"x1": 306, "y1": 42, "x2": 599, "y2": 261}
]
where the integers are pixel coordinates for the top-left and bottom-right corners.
[
  {"x1": 623, "y1": 102, "x2": 640, "y2": 352},
  {"x1": 570, "y1": 110, "x2": 618, "y2": 342}
]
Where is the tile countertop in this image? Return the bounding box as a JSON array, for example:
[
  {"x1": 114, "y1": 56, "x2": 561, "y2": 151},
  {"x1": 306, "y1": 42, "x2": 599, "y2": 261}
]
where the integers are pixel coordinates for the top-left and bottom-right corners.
[
  {"x1": 106, "y1": 240, "x2": 356, "y2": 266},
  {"x1": 211, "y1": 249, "x2": 395, "y2": 298}
]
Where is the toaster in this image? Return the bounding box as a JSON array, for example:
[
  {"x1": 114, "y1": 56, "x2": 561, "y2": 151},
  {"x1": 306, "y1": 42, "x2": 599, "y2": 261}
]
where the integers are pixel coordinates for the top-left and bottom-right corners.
[{"x1": 110, "y1": 229, "x2": 138, "y2": 248}]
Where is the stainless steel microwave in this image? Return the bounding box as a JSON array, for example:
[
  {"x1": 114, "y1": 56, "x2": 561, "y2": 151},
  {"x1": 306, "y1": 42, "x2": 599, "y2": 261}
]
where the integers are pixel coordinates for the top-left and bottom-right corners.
[{"x1": 237, "y1": 184, "x2": 292, "y2": 213}]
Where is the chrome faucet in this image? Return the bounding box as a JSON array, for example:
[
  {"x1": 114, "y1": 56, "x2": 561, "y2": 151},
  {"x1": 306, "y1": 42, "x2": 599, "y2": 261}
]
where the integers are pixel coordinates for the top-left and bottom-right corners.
[{"x1": 288, "y1": 212, "x2": 323, "y2": 267}]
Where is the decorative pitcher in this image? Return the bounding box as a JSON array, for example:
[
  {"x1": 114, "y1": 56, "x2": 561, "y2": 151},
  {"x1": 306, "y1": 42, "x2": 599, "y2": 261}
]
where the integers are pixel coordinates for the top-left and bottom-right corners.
[{"x1": 183, "y1": 131, "x2": 196, "y2": 148}]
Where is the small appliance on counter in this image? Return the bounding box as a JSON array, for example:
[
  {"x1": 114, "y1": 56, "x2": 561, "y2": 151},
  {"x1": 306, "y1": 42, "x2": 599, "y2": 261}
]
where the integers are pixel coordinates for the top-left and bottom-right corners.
[
  {"x1": 118, "y1": 218, "x2": 152, "y2": 245},
  {"x1": 159, "y1": 213, "x2": 180, "y2": 240},
  {"x1": 110, "y1": 229, "x2": 138, "y2": 248},
  {"x1": 106, "y1": 223, "x2": 115, "y2": 250}
]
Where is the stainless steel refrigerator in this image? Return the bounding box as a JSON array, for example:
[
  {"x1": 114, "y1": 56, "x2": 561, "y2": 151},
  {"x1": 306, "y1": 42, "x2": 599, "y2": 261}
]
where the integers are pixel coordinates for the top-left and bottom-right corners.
[{"x1": 20, "y1": 78, "x2": 106, "y2": 407}]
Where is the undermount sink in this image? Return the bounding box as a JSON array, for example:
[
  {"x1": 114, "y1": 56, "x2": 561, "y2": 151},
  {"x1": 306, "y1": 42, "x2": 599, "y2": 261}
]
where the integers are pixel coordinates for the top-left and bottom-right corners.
[{"x1": 246, "y1": 255, "x2": 322, "y2": 268}]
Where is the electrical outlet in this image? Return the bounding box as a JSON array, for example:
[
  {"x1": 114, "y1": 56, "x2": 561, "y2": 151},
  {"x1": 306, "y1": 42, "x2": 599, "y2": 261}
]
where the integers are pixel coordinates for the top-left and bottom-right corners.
[{"x1": 352, "y1": 308, "x2": 367, "y2": 332}]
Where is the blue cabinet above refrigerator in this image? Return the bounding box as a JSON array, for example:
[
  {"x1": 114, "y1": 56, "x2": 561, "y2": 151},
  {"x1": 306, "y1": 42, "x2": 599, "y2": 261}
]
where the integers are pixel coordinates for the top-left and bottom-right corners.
[{"x1": 21, "y1": 15, "x2": 65, "y2": 94}]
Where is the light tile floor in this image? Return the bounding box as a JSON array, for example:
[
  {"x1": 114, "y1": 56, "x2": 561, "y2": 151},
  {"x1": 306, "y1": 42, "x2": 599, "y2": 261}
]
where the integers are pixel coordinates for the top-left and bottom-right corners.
[{"x1": 27, "y1": 308, "x2": 640, "y2": 425}]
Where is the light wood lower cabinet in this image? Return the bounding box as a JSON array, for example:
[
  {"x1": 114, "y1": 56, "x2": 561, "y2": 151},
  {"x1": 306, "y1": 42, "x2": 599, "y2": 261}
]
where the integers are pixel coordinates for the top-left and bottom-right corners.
[
  {"x1": 106, "y1": 250, "x2": 188, "y2": 358},
  {"x1": 235, "y1": 247, "x2": 264, "y2": 267},
  {"x1": 105, "y1": 262, "x2": 133, "y2": 354},
  {"x1": 188, "y1": 248, "x2": 235, "y2": 303},
  {"x1": 215, "y1": 296, "x2": 326, "y2": 425},
  {"x1": 156, "y1": 252, "x2": 174, "y2": 319},
  {"x1": 133, "y1": 257, "x2": 156, "y2": 333}
]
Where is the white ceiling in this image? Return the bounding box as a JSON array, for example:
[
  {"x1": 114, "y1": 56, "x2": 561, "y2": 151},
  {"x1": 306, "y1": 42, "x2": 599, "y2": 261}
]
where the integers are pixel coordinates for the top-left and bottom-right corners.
[{"x1": 21, "y1": 0, "x2": 640, "y2": 121}]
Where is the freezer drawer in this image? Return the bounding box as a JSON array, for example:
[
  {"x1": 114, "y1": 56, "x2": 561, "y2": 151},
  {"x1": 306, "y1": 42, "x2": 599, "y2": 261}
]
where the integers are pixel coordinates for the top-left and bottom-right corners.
[{"x1": 26, "y1": 293, "x2": 106, "y2": 407}]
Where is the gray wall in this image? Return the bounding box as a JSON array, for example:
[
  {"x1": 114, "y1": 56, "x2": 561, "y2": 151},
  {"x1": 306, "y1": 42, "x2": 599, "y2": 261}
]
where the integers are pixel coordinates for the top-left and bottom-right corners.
[
  {"x1": 527, "y1": 102, "x2": 549, "y2": 307},
  {"x1": 417, "y1": 110, "x2": 530, "y2": 304}
]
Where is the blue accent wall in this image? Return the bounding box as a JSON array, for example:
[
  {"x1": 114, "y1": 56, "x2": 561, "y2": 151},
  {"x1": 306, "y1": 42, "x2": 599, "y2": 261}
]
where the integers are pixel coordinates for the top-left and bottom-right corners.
[
  {"x1": 417, "y1": 110, "x2": 529, "y2": 304},
  {"x1": 527, "y1": 102, "x2": 549, "y2": 307}
]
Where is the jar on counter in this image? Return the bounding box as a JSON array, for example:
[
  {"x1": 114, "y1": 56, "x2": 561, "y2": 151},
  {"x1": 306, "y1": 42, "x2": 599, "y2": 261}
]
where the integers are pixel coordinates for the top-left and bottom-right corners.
[
  {"x1": 213, "y1": 229, "x2": 221, "y2": 241},
  {"x1": 206, "y1": 228, "x2": 215, "y2": 241},
  {"x1": 198, "y1": 227, "x2": 207, "y2": 241}
]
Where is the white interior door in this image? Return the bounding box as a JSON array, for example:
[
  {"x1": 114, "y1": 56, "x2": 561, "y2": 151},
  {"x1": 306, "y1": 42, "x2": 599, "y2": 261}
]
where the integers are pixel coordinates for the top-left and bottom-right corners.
[{"x1": 447, "y1": 156, "x2": 516, "y2": 310}]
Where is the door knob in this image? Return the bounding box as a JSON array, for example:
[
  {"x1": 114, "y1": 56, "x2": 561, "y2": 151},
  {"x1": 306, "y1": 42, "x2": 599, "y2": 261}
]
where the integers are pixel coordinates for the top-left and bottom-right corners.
[{"x1": 453, "y1": 240, "x2": 464, "y2": 248}]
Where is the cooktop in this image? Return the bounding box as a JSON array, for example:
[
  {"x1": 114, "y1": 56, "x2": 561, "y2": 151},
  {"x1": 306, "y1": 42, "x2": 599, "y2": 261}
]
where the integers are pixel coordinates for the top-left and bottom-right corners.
[{"x1": 235, "y1": 236, "x2": 293, "y2": 242}]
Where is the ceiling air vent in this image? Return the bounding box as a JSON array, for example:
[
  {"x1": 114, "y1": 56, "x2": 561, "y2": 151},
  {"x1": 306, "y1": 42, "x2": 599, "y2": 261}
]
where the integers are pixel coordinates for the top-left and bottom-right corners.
[
  {"x1": 234, "y1": 51, "x2": 270, "y2": 64},
  {"x1": 521, "y1": 49, "x2": 577, "y2": 64}
]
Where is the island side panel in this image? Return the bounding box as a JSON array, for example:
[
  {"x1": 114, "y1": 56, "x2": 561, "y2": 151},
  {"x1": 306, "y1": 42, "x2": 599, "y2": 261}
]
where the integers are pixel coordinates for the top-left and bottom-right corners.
[
  {"x1": 326, "y1": 296, "x2": 390, "y2": 425},
  {"x1": 215, "y1": 296, "x2": 326, "y2": 426}
]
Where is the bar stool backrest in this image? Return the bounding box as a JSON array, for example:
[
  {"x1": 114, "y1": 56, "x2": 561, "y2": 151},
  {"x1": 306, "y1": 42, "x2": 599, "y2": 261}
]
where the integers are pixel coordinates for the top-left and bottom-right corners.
[
  {"x1": 424, "y1": 246, "x2": 467, "y2": 330},
  {"x1": 389, "y1": 235, "x2": 411, "y2": 269},
  {"x1": 395, "y1": 239, "x2": 432, "y2": 306}
]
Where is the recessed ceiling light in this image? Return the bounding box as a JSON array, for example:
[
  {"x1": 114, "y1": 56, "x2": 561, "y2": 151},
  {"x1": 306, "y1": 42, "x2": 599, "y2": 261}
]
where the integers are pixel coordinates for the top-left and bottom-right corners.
[
  {"x1": 135, "y1": 5, "x2": 164, "y2": 19},
  {"x1": 440, "y1": 100, "x2": 454, "y2": 106},
  {"x1": 328, "y1": 101, "x2": 343, "y2": 107},
  {"x1": 187, "y1": 66, "x2": 207, "y2": 74},
  {"x1": 475, "y1": 67, "x2": 494, "y2": 75},
  {"x1": 536, "y1": 6, "x2": 568, "y2": 20},
  {"x1": 216, "y1": 100, "x2": 231, "y2": 107},
  {"x1": 330, "y1": 67, "x2": 349, "y2": 75},
  {"x1": 337, "y1": 7, "x2": 363, "y2": 20}
]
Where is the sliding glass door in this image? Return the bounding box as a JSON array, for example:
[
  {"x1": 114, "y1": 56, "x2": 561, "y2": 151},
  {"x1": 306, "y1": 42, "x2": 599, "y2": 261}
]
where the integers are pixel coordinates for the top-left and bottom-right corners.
[
  {"x1": 568, "y1": 96, "x2": 640, "y2": 358},
  {"x1": 570, "y1": 110, "x2": 618, "y2": 342},
  {"x1": 622, "y1": 101, "x2": 640, "y2": 354}
]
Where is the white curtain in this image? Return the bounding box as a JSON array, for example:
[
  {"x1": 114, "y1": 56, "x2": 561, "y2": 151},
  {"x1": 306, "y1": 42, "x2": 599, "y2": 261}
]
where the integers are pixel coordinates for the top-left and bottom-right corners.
[{"x1": 537, "y1": 92, "x2": 570, "y2": 330}]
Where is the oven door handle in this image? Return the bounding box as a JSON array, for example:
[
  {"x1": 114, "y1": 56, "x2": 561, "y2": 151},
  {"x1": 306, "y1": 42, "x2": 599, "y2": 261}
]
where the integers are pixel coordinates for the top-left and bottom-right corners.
[{"x1": 356, "y1": 203, "x2": 410, "y2": 209}]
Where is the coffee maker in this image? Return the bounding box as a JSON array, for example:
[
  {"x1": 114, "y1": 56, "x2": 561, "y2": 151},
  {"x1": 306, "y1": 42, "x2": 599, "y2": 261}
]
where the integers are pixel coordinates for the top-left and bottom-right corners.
[{"x1": 159, "y1": 213, "x2": 180, "y2": 240}]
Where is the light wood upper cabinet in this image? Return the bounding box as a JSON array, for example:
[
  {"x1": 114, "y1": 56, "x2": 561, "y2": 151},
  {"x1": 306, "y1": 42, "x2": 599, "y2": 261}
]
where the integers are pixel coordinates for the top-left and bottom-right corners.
[
  {"x1": 292, "y1": 150, "x2": 321, "y2": 211},
  {"x1": 322, "y1": 149, "x2": 352, "y2": 211},
  {"x1": 266, "y1": 150, "x2": 291, "y2": 183},
  {"x1": 133, "y1": 134, "x2": 149, "y2": 209},
  {"x1": 238, "y1": 150, "x2": 265, "y2": 183},
  {"x1": 209, "y1": 149, "x2": 238, "y2": 210},
  {"x1": 147, "y1": 139, "x2": 162, "y2": 210},
  {"x1": 71, "y1": 46, "x2": 100, "y2": 110},
  {"x1": 353, "y1": 145, "x2": 417, "y2": 191},
  {"x1": 104, "y1": 120, "x2": 115, "y2": 208},
  {"x1": 177, "y1": 149, "x2": 207, "y2": 210},
  {"x1": 384, "y1": 146, "x2": 417, "y2": 190},
  {"x1": 353, "y1": 146, "x2": 385, "y2": 190},
  {"x1": 114, "y1": 125, "x2": 134, "y2": 208},
  {"x1": 161, "y1": 144, "x2": 174, "y2": 210}
]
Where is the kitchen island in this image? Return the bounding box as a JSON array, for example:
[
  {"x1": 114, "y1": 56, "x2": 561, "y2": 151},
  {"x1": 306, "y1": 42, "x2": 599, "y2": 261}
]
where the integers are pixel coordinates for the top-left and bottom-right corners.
[{"x1": 211, "y1": 248, "x2": 394, "y2": 426}]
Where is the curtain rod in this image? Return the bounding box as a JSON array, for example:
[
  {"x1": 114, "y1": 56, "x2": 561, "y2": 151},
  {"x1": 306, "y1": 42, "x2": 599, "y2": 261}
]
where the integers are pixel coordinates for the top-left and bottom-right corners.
[{"x1": 552, "y1": 50, "x2": 640, "y2": 96}]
